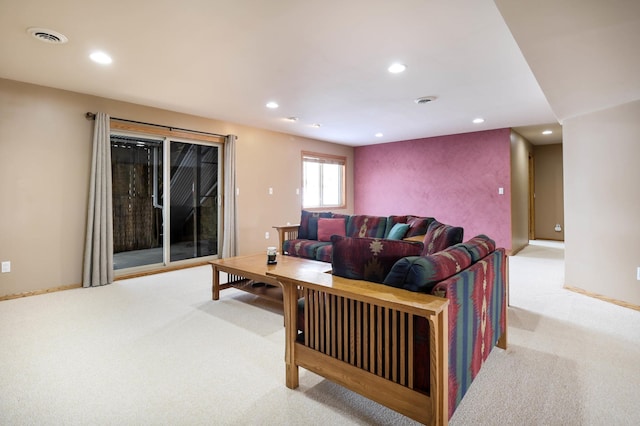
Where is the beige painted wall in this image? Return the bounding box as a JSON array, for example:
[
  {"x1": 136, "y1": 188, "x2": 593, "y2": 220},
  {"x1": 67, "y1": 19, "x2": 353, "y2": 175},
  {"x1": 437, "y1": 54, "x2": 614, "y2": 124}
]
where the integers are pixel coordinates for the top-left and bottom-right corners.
[
  {"x1": 533, "y1": 144, "x2": 564, "y2": 240},
  {"x1": 0, "y1": 78, "x2": 353, "y2": 297},
  {"x1": 510, "y1": 130, "x2": 533, "y2": 253},
  {"x1": 564, "y1": 100, "x2": 640, "y2": 306}
]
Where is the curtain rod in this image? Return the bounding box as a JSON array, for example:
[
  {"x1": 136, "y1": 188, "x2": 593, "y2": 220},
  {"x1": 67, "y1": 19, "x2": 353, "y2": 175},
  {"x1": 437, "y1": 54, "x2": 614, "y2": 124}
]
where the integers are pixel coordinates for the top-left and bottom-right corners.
[{"x1": 85, "y1": 112, "x2": 228, "y2": 138}]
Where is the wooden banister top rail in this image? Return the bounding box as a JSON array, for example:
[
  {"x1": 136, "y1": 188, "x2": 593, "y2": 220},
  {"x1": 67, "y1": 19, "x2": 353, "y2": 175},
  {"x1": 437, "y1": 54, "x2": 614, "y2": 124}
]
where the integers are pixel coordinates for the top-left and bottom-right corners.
[{"x1": 267, "y1": 268, "x2": 449, "y2": 317}]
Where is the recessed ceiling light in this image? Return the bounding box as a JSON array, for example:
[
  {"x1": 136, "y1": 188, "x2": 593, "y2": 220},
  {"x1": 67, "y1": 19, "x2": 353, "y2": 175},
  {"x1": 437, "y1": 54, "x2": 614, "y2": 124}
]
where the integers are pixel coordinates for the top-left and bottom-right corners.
[
  {"x1": 90, "y1": 51, "x2": 112, "y2": 65},
  {"x1": 27, "y1": 27, "x2": 68, "y2": 44},
  {"x1": 542, "y1": 130, "x2": 553, "y2": 135},
  {"x1": 266, "y1": 101, "x2": 279, "y2": 109},
  {"x1": 472, "y1": 118, "x2": 485, "y2": 124},
  {"x1": 311, "y1": 123, "x2": 321, "y2": 128},
  {"x1": 375, "y1": 133, "x2": 383, "y2": 138},
  {"x1": 414, "y1": 96, "x2": 437, "y2": 104},
  {"x1": 388, "y1": 63, "x2": 407, "y2": 74}
]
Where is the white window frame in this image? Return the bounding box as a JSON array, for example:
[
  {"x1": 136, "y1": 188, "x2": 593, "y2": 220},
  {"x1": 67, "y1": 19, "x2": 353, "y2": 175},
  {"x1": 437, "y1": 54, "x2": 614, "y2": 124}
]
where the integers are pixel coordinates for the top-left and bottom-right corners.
[{"x1": 302, "y1": 151, "x2": 346, "y2": 209}]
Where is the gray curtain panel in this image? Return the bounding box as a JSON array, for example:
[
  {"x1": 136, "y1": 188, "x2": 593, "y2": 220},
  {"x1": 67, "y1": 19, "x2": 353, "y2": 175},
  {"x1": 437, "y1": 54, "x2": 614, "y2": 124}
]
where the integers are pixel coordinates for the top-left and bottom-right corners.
[
  {"x1": 222, "y1": 134, "x2": 238, "y2": 258},
  {"x1": 83, "y1": 112, "x2": 114, "y2": 287}
]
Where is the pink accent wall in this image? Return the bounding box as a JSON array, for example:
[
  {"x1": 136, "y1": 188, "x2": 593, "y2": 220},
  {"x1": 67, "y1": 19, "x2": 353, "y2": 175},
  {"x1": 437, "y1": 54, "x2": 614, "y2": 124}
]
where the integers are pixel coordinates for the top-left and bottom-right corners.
[{"x1": 354, "y1": 129, "x2": 512, "y2": 249}]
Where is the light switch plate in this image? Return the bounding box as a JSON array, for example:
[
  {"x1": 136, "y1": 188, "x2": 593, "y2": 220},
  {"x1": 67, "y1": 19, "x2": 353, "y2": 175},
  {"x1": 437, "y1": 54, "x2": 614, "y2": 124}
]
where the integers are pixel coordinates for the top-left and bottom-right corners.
[{"x1": 1, "y1": 261, "x2": 10, "y2": 273}]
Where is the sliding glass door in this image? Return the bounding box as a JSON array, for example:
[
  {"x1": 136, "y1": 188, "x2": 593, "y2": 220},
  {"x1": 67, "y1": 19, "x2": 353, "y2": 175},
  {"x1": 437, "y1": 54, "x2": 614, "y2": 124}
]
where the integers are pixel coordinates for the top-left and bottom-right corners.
[
  {"x1": 169, "y1": 142, "x2": 219, "y2": 261},
  {"x1": 111, "y1": 134, "x2": 220, "y2": 270}
]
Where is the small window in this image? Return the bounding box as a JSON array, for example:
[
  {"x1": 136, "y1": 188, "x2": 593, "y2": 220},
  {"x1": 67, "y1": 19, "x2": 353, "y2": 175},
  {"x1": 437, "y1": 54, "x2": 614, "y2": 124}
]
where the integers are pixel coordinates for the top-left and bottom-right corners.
[{"x1": 302, "y1": 151, "x2": 346, "y2": 209}]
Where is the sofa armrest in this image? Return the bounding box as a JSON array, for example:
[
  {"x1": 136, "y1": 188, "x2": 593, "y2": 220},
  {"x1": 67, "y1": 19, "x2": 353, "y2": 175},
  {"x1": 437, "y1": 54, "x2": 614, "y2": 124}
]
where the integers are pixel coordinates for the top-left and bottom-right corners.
[
  {"x1": 267, "y1": 268, "x2": 450, "y2": 424},
  {"x1": 273, "y1": 224, "x2": 300, "y2": 253},
  {"x1": 269, "y1": 268, "x2": 448, "y2": 316}
]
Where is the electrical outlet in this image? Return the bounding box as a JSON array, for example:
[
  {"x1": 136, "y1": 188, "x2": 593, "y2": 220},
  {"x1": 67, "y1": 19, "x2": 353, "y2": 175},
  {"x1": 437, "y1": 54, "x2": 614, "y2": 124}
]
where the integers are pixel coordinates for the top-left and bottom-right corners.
[
  {"x1": 498, "y1": 187, "x2": 504, "y2": 195},
  {"x1": 555, "y1": 224, "x2": 562, "y2": 232},
  {"x1": 265, "y1": 232, "x2": 270, "y2": 239},
  {"x1": 268, "y1": 187, "x2": 273, "y2": 195},
  {"x1": 637, "y1": 267, "x2": 640, "y2": 281},
  {"x1": 1, "y1": 261, "x2": 10, "y2": 273}
]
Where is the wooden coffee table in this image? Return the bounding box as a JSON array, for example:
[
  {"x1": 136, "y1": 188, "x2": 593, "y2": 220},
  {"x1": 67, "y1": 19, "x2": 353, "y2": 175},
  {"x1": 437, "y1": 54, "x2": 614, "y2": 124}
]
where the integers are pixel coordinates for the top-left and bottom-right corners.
[{"x1": 209, "y1": 253, "x2": 331, "y2": 303}]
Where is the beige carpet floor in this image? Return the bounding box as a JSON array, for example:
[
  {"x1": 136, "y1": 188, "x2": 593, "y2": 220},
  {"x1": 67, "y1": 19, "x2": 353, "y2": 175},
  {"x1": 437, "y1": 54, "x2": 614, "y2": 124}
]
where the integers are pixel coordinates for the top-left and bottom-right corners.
[{"x1": 0, "y1": 241, "x2": 638, "y2": 425}]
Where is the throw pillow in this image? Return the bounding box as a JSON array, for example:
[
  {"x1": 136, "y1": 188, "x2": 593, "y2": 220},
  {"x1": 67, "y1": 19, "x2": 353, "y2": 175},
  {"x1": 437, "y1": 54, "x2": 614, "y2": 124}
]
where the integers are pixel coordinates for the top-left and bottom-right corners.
[
  {"x1": 387, "y1": 223, "x2": 410, "y2": 240},
  {"x1": 317, "y1": 218, "x2": 346, "y2": 241},
  {"x1": 422, "y1": 220, "x2": 464, "y2": 255},
  {"x1": 331, "y1": 235, "x2": 423, "y2": 283},
  {"x1": 298, "y1": 210, "x2": 332, "y2": 239}
]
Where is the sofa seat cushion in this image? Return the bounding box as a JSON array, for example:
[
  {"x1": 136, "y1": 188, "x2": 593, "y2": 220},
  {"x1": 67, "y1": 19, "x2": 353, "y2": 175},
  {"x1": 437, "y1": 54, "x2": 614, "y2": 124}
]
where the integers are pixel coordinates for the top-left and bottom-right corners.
[
  {"x1": 283, "y1": 239, "x2": 331, "y2": 260},
  {"x1": 422, "y1": 220, "x2": 464, "y2": 255},
  {"x1": 315, "y1": 244, "x2": 333, "y2": 262},
  {"x1": 345, "y1": 215, "x2": 388, "y2": 238},
  {"x1": 331, "y1": 235, "x2": 423, "y2": 283},
  {"x1": 383, "y1": 245, "x2": 472, "y2": 293}
]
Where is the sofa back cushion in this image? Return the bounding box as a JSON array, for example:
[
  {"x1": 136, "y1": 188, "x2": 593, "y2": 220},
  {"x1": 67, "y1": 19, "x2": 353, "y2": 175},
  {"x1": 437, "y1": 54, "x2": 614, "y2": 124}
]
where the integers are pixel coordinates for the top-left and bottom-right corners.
[
  {"x1": 422, "y1": 220, "x2": 464, "y2": 255},
  {"x1": 317, "y1": 218, "x2": 347, "y2": 241},
  {"x1": 405, "y1": 216, "x2": 434, "y2": 238},
  {"x1": 460, "y1": 234, "x2": 496, "y2": 262},
  {"x1": 383, "y1": 245, "x2": 472, "y2": 293},
  {"x1": 331, "y1": 235, "x2": 423, "y2": 283},
  {"x1": 298, "y1": 210, "x2": 332, "y2": 239},
  {"x1": 346, "y1": 215, "x2": 388, "y2": 238}
]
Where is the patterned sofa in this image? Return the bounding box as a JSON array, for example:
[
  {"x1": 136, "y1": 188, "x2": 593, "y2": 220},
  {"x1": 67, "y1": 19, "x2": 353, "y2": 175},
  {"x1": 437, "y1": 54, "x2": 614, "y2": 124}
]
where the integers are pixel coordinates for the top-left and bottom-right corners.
[
  {"x1": 268, "y1": 233, "x2": 508, "y2": 425},
  {"x1": 273, "y1": 210, "x2": 463, "y2": 262}
]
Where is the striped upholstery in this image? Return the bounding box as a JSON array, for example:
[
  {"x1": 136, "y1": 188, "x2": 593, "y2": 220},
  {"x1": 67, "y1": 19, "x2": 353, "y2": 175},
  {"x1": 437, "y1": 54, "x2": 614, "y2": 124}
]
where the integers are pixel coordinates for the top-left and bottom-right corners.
[{"x1": 431, "y1": 248, "x2": 507, "y2": 418}]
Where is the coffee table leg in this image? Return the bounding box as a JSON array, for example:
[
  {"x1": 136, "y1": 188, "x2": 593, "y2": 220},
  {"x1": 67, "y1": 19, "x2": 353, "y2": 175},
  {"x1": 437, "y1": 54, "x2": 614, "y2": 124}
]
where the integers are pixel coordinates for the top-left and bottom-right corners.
[
  {"x1": 281, "y1": 278, "x2": 300, "y2": 389},
  {"x1": 212, "y1": 265, "x2": 220, "y2": 300}
]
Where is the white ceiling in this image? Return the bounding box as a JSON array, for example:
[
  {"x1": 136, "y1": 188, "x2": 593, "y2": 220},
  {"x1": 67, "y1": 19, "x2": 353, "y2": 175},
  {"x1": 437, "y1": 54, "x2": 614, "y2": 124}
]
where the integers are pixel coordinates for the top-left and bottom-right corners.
[
  {"x1": 5, "y1": 0, "x2": 630, "y2": 147},
  {"x1": 496, "y1": 0, "x2": 640, "y2": 126}
]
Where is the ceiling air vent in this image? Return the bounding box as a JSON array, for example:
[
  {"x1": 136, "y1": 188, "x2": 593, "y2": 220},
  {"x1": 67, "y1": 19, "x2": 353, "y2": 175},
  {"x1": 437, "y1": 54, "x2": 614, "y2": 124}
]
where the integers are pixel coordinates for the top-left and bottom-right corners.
[
  {"x1": 414, "y1": 96, "x2": 437, "y2": 105},
  {"x1": 27, "y1": 27, "x2": 68, "y2": 44}
]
